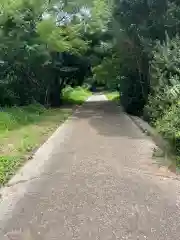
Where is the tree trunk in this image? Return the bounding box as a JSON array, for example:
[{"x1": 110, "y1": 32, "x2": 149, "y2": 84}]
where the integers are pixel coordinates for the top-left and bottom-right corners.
[{"x1": 49, "y1": 72, "x2": 62, "y2": 107}]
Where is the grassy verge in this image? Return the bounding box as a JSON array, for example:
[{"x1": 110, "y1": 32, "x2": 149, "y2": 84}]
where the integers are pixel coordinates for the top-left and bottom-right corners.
[
  {"x1": 105, "y1": 91, "x2": 120, "y2": 102},
  {"x1": 62, "y1": 86, "x2": 92, "y2": 105},
  {"x1": 0, "y1": 86, "x2": 91, "y2": 185},
  {"x1": 0, "y1": 104, "x2": 72, "y2": 185}
]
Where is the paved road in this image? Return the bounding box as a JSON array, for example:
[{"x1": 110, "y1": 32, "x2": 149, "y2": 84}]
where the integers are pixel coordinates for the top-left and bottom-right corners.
[{"x1": 0, "y1": 95, "x2": 180, "y2": 239}]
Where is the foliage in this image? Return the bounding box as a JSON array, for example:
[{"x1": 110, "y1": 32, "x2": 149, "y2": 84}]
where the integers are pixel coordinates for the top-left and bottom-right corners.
[
  {"x1": 145, "y1": 35, "x2": 180, "y2": 122},
  {"x1": 0, "y1": 0, "x2": 91, "y2": 107},
  {"x1": 155, "y1": 102, "x2": 180, "y2": 156},
  {"x1": 85, "y1": 0, "x2": 113, "y2": 33},
  {"x1": 106, "y1": 91, "x2": 119, "y2": 102},
  {"x1": 110, "y1": 0, "x2": 180, "y2": 115},
  {"x1": 92, "y1": 54, "x2": 121, "y2": 90},
  {"x1": 62, "y1": 86, "x2": 91, "y2": 104}
]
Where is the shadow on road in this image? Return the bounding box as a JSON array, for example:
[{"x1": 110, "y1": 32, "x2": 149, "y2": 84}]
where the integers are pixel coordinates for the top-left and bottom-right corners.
[{"x1": 74, "y1": 101, "x2": 146, "y2": 139}]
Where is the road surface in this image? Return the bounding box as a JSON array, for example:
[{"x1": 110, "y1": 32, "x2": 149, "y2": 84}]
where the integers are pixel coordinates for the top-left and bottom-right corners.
[{"x1": 0, "y1": 94, "x2": 180, "y2": 239}]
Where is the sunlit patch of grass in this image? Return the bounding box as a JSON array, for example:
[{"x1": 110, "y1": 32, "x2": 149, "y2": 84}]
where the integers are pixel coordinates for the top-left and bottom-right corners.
[
  {"x1": 106, "y1": 91, "x2": 120, "y2": 102},
  {"x1": 0, "y1": 106, "x2": 72, "y2": 185},
  {"x1": 62, "y1": 86, "x2": 92, "y2": 105}
]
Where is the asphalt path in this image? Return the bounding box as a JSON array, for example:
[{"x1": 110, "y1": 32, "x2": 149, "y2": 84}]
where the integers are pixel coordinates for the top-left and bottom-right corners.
[{"x1": 0, "y1": 94, "x2": 180, "y2": 240}]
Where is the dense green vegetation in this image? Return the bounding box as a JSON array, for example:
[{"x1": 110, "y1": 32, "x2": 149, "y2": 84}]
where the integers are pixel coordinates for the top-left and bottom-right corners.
[
  {"x1": 1, "y1": 0, "x2": 180, "y2": 174},
  {"x1": 105, "y1": 91, "x2": 119, "y2": 102},
  {"x1": 0, "y1": 0, "x2": 92, "y2": 107},
  {"x1": 62, "y1": 86, "x2": 92, "y2": 105}
]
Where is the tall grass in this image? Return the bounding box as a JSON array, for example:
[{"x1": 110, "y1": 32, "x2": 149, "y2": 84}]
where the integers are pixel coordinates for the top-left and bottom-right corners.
[{"x1": 0, "y1": 104, "x2": 46, "y2": 133}]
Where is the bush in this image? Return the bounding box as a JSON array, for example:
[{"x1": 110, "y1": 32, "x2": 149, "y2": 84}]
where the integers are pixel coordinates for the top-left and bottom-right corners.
[
  {"x1": 62, "y1": 86, "x2": 91, "y2": 104},
  {"x1": 143, "y1": 36, "x2": 180, "y2": 158},
  {"x1": 155, "y1": 102, "x2": 180, "y2": 156},
  {"x1": 145, "y1": 35, "x2": 180, "y2": 123}
]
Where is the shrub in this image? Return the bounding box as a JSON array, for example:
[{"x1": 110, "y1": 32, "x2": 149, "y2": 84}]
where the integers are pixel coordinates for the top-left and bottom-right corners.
[
  {"x1": 155, "y1": 102, "x2": 180, "y2": 156},
  {"x1": 62, "y1": 86, "x2": 91, "y2": 104},
  {"x1": 146, "y1": 35, "x2": 180, "y2": 123}
]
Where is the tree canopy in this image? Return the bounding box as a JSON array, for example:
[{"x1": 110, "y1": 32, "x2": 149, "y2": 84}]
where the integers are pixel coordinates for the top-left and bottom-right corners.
[{"x1": 0, "y1": 0, "x2": 107, "y2": 106}]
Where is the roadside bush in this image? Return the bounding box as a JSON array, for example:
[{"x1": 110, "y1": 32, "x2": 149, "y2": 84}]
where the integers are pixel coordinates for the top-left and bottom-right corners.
[
  {"x1": 62, "y1": 86, "x2": 91, "y2": 104},
  {"x1": 155, "y1": 102, "x2": 180, "y2": 156},
  {"x1": 145, "y1": 36, "x2": 180, "y2": 123},
  {"x1": 143, "y1": 35, "x2": 180, "y2": 156}
]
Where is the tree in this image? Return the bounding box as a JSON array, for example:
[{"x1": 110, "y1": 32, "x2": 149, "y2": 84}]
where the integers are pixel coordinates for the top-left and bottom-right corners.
[
  {"x1": 111, "y1": 0, "x2": 180, "y2": 115},
  {"x1": 0, "y1": 0, "x2": 91, "y2": 107}
]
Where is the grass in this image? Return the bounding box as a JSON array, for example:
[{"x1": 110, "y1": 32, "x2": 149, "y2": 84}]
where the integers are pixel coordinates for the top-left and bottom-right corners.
[
  {"x1": 105, "y1": 91, "x2": 120, "y2": 102},
  {"x1": 62, "y1": 86, "x2": 92, "y2": 105},
  {"x1": 0, "y1": 87, "x2": 91, "y2": 185},
  {"x1": 0, "y1": 104, "x2": 72, "y2": 185}
]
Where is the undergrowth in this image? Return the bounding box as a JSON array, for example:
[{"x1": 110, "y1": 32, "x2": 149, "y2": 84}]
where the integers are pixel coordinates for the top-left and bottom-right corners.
[{"x1": 0, "y1": 105, "x2": 72, "y2": 185}]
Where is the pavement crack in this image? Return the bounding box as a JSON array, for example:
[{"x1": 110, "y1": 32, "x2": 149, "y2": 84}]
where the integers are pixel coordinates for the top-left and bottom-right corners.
[{"x1": 5, "y1": 171, "x2": 59, "y2": 188}]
